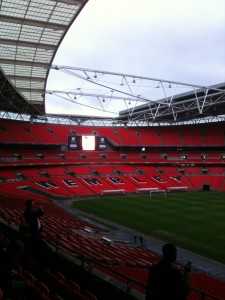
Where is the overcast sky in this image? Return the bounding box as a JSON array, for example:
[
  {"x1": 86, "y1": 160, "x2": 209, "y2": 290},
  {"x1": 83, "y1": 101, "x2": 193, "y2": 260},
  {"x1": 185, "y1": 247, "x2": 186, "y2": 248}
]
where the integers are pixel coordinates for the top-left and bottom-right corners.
[{"x1": 46, "y1": 0, "x2": 225, "y2": 116}]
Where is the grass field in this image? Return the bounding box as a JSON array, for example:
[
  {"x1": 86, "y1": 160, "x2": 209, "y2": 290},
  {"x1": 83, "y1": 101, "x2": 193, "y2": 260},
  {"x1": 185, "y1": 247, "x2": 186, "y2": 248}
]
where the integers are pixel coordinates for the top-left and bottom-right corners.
[{"x1": 73, "y1": 192, "x2": 225, "y2": 263}]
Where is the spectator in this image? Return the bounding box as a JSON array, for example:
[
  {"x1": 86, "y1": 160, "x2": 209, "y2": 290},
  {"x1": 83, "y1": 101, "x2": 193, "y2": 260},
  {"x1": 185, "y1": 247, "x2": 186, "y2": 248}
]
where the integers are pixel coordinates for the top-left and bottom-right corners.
[
  {"x1": 0, "y1": 231, "x2": 11, "y2": 289},
  {"x1": 146, "y1": 243, "x2": 191, "y2": 300},
  {"x1": 23, "y1": 200, "x2": 44, "y2": 240},
  {"x1": 139, "y1": 236, "x2": 144, "y2": 247}
]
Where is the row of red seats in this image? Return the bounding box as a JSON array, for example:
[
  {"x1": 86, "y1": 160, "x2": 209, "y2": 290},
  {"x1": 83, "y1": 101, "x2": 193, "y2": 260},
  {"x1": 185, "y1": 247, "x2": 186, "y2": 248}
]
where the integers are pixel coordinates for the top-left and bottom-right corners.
[
  {"x1": 0, "y1": 166, "x2": 225, "y2": 200},
  {"x1": 0, "y1": 119, "x2": 224, "y2": 147},
  {"x1": 0, "y1": 266, "x2": 97, "y2": 300},
  {"x1": 1, "y1": 165, "x2": 225, "y2": 180},
  {"x1": 0, "y1": 198, "x2": 157, "y2": 291},
  {"x1": 22, "y1": 269, "x2": 97, "y2": 300},
  {"x1": 0, "y1": 147, "x2": 224, "y2": 167},
  {"x1": 0, "y1": 197, "x2": 225, "y2": 299}
]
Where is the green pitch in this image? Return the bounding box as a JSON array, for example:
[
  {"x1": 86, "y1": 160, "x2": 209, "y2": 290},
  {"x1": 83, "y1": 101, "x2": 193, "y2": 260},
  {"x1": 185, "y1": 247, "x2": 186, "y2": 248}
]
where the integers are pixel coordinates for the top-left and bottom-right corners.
[{"x1": 73, "y1": 192, "x2": 225, "y2": 263}]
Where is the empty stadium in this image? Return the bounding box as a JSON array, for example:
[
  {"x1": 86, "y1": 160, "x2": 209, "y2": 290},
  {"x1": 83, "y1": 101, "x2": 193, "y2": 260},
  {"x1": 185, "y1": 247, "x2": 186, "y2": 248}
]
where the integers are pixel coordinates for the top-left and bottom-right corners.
[{"x1": 0, "y1": 1, "x2": 225, "y2": 300}]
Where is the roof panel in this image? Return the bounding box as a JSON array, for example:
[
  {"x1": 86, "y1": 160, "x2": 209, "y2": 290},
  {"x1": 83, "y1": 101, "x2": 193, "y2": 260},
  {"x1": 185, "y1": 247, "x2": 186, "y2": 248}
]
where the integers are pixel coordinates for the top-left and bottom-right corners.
[
  {"x1": 1, "y1": 64, "x2": 48, "y2": 77},
  {"x1": 0, "y1": 0, "x2": 88, "y2": 114},
  {"x1": 21, "y1": 91, "x2": 44, "y2": 102},
  {"x1": 0, "y1": 46, "x2": 53, "y2": 62},
  {"x1": 10, "y1": 80, "x2": 44, "y2": 89}
]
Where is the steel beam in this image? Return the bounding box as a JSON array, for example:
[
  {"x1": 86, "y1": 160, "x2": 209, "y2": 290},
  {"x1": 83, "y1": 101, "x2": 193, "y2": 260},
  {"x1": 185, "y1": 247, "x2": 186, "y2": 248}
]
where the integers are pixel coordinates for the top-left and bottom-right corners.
[
  {"x1": 119, "y1": 91, "x2": 225, "y2": 118},
  {"x1": 52, "y1": 64, "x2": 225, "y2": 92},
  {"x1": 46, "y1": 90, "x2": 147, "y2": 102},
  {"x1": 118, "y1": 94, "x2": 225, "y2": 122},
  {"x1": 48, "y1": 0, "x2": 85, "y2": 5},
  {"x1": 17, "y1": 87, "x2": 43, "y2": 93},
  {"x1": 0, "y1": 38, "x2": 56, "y2": 50},
  {"x1": 7, "y1": 75, "x2": 45, "y2": 82},
  {"x1": 0, "y1": 15, "x2": 67, "y2": 31},
  {"x1": 0, "y1": 58, "x2": 49, "y2": 68}
]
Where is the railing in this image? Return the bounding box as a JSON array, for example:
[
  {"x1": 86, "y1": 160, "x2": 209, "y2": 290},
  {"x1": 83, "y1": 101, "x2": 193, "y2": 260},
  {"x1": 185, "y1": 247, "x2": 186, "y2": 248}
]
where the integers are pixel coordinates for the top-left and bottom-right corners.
[{"x1": 1, "y1": 110, "x2": 225, "y2": 127}]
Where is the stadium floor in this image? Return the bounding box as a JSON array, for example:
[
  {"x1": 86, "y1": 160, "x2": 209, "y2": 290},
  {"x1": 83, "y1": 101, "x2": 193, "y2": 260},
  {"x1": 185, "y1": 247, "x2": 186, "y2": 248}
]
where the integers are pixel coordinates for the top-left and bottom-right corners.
[{"x1": 72, "y1": 192, "x2": 225, "y2": 264}]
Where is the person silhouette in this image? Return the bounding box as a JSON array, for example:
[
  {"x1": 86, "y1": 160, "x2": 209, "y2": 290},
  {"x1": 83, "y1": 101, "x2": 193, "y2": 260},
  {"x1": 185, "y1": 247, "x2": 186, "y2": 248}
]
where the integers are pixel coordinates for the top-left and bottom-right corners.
[
  {"x1": 146, "y1": 243, "x2": 191, "y2": 300},
  {"x1": 23, "y1": 200, "x2": 43, "y2": 240}
]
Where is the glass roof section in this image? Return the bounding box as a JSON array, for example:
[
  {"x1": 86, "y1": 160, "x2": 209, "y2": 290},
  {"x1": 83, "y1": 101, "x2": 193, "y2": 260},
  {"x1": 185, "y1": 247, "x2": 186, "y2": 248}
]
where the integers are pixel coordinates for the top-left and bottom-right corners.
[{"x1": 0, "y1": 0, "x2": 87, "y2": 112}]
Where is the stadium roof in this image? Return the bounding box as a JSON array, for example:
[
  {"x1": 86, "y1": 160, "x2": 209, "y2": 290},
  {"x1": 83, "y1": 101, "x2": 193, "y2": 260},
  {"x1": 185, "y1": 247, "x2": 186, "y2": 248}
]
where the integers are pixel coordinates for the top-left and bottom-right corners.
[
  {"x1": 1, "y1": 1, "x2": 225, "y2": 125},
  {"x1": 118, "y1": 82, "x2": 225, "y2": 124},
  {"x1": 0, "y1": 0, "x2": 87, "y2": 114}
]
